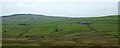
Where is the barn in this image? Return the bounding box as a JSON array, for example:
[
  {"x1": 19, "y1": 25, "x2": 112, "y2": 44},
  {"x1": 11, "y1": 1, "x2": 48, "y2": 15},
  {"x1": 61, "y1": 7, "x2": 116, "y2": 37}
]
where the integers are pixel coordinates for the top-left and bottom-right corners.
[{"x1": 77, "y1": 22, "x2": 92, "y2": 25}]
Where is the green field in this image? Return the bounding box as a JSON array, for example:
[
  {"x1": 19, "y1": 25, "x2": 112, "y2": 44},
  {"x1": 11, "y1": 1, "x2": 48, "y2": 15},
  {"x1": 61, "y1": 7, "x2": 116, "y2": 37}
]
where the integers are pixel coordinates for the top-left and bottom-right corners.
[{"x1": 1, "y1": 14, "x2": 119, "y2": 47}]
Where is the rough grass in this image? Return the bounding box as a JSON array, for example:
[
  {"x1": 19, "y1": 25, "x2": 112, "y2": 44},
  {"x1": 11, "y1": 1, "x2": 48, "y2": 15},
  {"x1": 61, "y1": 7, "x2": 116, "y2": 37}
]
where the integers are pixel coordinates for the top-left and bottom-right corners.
[{"x1": 1, "y1": 15, "x2": 119, "y2": 46}]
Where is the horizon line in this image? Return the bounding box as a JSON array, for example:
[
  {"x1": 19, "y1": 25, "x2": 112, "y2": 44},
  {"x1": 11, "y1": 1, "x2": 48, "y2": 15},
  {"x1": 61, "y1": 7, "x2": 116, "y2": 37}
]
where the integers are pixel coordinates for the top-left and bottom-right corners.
[{"x1": 0, "y1": 13, "x2": 118, "y2": 18}]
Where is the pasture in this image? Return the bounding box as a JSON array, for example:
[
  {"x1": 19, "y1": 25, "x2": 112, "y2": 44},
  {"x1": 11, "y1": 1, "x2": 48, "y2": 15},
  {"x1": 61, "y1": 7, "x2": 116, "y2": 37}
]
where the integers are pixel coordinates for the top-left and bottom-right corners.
[{"x1": 1, "y1": 14, "x2": 119, "y2": 47}]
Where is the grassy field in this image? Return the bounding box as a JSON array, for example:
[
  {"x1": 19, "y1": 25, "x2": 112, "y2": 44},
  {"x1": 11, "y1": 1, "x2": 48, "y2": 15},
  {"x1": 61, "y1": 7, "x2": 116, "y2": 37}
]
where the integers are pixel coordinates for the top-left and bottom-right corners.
[{"x1": 1, "y1": 14, "x2": 119, "y2": 47}]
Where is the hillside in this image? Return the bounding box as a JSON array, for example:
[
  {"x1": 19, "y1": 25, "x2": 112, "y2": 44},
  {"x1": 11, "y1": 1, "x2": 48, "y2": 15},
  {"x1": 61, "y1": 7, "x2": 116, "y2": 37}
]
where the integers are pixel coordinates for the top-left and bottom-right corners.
[{"x1": 1, "y1": 14, "x2": 119, "y2": 47}]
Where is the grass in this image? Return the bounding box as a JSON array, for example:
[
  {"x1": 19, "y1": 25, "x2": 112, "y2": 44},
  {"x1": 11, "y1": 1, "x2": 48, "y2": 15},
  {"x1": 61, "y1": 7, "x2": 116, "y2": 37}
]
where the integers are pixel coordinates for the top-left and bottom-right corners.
[{"x1": 1, "y1": 14, "x2": 119, "y2": 47}]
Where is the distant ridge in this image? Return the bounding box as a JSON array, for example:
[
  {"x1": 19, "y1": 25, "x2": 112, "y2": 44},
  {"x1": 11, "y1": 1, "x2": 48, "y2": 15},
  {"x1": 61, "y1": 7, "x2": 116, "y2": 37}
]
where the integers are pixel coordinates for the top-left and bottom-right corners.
[
  {"x1": 1, "y1": 14, "x2": 46, "y2": 17},
  {"x1": 1, "y1": 14, "x2": 118, "y2": 18}
]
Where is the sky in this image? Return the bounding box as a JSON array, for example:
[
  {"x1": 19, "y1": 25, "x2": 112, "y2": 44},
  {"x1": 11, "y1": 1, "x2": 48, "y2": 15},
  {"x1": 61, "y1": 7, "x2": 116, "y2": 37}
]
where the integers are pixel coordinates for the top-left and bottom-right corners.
[{"x1": 0, "y1": 0, "x2": 119, "y2": 17}]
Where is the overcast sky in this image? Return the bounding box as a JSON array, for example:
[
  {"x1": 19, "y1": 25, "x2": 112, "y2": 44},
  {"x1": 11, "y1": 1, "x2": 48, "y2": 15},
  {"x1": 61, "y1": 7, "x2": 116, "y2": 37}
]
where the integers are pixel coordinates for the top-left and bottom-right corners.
[{"x1": 0, "y1": 0, "x2": 119, "y2": 17}]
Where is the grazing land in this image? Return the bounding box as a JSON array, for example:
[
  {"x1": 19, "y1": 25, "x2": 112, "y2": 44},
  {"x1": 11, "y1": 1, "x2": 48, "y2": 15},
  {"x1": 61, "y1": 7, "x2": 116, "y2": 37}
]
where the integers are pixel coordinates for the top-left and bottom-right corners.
[{"x1": 1, "y1": 14, "x2": 119, "y2": 47}]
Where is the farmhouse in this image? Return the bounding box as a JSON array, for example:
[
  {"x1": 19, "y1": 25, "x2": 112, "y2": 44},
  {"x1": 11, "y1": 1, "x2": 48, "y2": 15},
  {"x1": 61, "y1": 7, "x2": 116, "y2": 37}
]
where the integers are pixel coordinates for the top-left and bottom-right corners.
[{"x1": 77, "y1": 22, "x2": 92, "y2": 25}]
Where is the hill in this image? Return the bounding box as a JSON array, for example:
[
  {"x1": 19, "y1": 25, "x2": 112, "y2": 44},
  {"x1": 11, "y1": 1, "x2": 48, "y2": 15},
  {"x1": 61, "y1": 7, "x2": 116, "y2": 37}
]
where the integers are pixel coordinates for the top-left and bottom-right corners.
[{"x1": 1, "y1": 14, "x2": 119, "y2": 47}]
